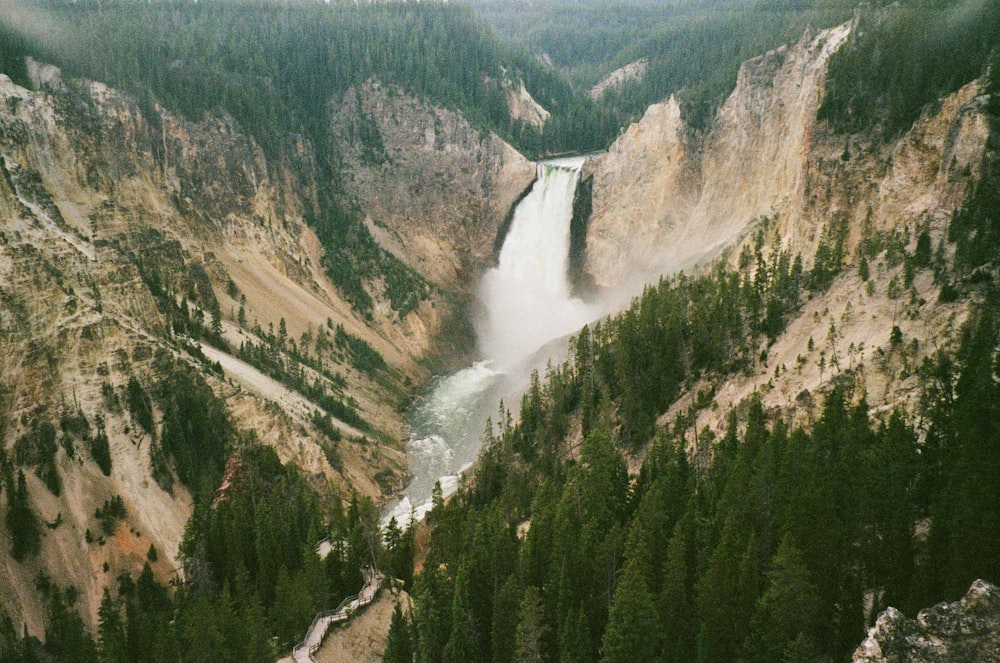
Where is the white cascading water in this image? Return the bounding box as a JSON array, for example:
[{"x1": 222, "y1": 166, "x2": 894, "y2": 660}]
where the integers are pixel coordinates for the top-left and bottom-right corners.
[
  {"x1": 385, "y1": 156, "x2": 595, "y2": 526},
  {"x1": 479, "y1": 156, "x2": 595, "y2": 367}
]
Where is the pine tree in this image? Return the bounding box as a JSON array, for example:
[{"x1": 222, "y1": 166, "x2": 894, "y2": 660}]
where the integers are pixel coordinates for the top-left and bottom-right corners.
[
  {"x1": 414, "y1": 565, "x2": 452, "y2": 663},
  {"x1": 126, "y1": 564, "x2": 174, "y2": 663},
  {"x1": 513, "y1": 586, "x2": 547, "y2": 663},
  {"x1": 557, "y1": 607, "x2": 590, "y2": 663},
  {"x1": 600, "y1": 560, "x2": 660, "y2": 663},
  {"x1": 97, "y1": 588, "x2": 129, "y2": 663},
  {"x1": 6, "y1": 470, "x2": 41, "y2": 562},
  {"x1": 271, "y1": 567, "x2": 314, "y2": 645},
  {"x1": 210, "y1": 299, "x2": 223, "y2": 338},
  {"x1": 926, "y1": 306, "x2": 1000, "y2": 598},
  {"x1": 44, "y1": 588, "x2": 98, "y2": 662},
  {"x1": 446, "y1": 566, "x2": 480, "y2": 663},
  {"x1": 491, "y1": 576, "x2": 521, "y2": 663},
  {"x1": 741, "y1": 534, "x2": 822, "y2": 663},
  {"x1": 859, "y1": 412, "x2": 917, "y2": 615},
  {"x1": 383, "y1": 602, "x2": 414, "y2": 663},
  {"x1": 659, "y1": 523, "x2": 694, "y2": 663},
  {"x1": 695, "y1": 529, "x2": 761, "y2": 663},
  {"x1": 383, "y1": 517, "x2": 414, "y2": 589}
]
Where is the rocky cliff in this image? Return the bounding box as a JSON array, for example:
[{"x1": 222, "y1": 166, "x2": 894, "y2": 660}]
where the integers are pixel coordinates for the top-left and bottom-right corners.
[
  {"x1": 584, "y1": 22, "x2": 988, "y2": 289},
  {"x1": 854, "y1": 580, "x2": 1000, "y2": 663},
  {"x1": 585, "y1": 21, "x2": 993, "y2": 440},
  {"x1": 0, "y1": 66, "x2": 527, "y2": 633},
  {"x1": 330, "y1": 80, "x2": 535, "y2": 296}
]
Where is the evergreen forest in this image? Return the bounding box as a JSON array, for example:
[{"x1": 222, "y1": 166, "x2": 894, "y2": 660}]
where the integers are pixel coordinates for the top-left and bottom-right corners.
[
  {"x1": 382, "y1": 163, "x2": 1000, "y2": 663},
  {"x1": 470, "y1": 0, "x2": 860, "y2": 130},
  {"x1": 0, "y1": 371, "x2": 412, "y2": 662}
]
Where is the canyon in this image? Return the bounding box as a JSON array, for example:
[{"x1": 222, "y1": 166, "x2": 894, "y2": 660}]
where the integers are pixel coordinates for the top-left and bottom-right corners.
[{"x1": 0, "y1": 14, "x2": 996, "y2": 654}]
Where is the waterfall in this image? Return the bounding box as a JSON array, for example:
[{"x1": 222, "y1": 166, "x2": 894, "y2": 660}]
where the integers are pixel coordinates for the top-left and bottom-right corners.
[
  {"x1": 385, "y1": 155, "x2": 594, "y2": 527},
  {"x1": 479, "y1": 155, "x2": 594, "y2": 368},
  {"x1": 497, "y1": 161, "x2": 580, "y2": 298}
]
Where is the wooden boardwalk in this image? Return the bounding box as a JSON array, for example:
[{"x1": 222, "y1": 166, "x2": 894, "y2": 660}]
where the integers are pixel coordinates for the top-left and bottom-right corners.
[{"x1": 285, "y1": 568, "x2": 383, "y2": 663}]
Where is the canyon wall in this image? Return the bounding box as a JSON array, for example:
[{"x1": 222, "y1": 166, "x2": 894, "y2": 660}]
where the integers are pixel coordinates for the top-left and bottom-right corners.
[
  {"x1": 330, "y1": 80, "x2": 535, "y2": 296},
  {"x1": 585, "y1": 21, "x2": 993, "y2": 444},
  {"x1": 0, "y1": 68, "x2": 528, "y2": 632},
  {"x1": 585, "y1": 22, "x2": 989, "y2": 290}
]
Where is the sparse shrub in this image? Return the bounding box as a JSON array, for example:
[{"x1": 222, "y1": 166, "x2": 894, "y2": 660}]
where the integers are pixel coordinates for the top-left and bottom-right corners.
[
  {"x1": 14, "y1": 416, "x2": 61, "y2": 496},
  {"x1": 938, "y1": 282, "x2": 959, "y2": 303},
  {"x1": 126, "y1": 377, "x2": 155, "y2": 437},
  {"x1": 890, "y1": 325, "x2": 903, "y2": 347},
  {"x1": 101, "y1": 382, "x2": 122, "y2": 414},
  {"x1": 335, "y1": 324, "x2": 387, "y2": 374},
  {"x1": 150, "y1": 442, "x2": 173, "y2": 494}
]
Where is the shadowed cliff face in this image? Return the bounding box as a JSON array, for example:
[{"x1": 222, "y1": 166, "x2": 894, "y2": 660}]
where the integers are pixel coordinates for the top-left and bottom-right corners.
[
  {"x1": 0, "y1": 69, "x2": 530, "y2": 632},
  {"x1": 584, "y1": 21, "x2": 989, "y2": 293}
]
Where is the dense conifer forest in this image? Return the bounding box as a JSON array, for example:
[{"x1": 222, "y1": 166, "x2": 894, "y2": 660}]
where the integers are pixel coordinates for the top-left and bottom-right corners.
[
  {"x1": 382, "y1": 169, "x2": 1000, "y2": 663},
  {"x1": 0, "y1": 386, "x2": 411, "y2": 661},
  {"x1": 470, "y1": 0, "x2": 860, "y2": 129}
]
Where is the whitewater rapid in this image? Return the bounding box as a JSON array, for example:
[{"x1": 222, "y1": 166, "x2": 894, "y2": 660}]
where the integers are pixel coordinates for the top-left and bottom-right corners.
[{"x1": 385, "y1": 155, "x2": 595, "y2": 527}]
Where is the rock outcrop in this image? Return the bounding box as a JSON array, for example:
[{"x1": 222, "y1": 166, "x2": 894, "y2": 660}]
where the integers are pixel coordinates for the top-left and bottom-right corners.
[
  {"x1": 589, "y1": 59, "x2": 649, "y2": 101},
  {"x1": 583, "y1": 93, "x2": 697, "y2": 288},
  {"x1": 854, "y1": 580, "x2": 1000, "y2": 663},
  {"x1": 505, "y1": 78, "x2": 551, "y2": 129}
]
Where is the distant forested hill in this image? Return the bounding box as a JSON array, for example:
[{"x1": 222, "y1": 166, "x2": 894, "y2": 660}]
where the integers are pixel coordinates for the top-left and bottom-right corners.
[
  {"x1": 467, "y1": 0, "x2": 861, "y2": 129},
  {"x1": 0, "y1": 0, "x2": 614, "y2": 156},
  {"x1": 4, "y1": 1, "x2": 996, "y2": 158},
  {"x1": 820, "y1": 0, "x2": 1000, "y2": 139}
]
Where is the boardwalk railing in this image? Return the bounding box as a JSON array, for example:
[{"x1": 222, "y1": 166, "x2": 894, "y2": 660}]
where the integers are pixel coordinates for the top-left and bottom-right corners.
[{"x1": 289, "y1": 569, "x2": 382, "y2": 663}]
